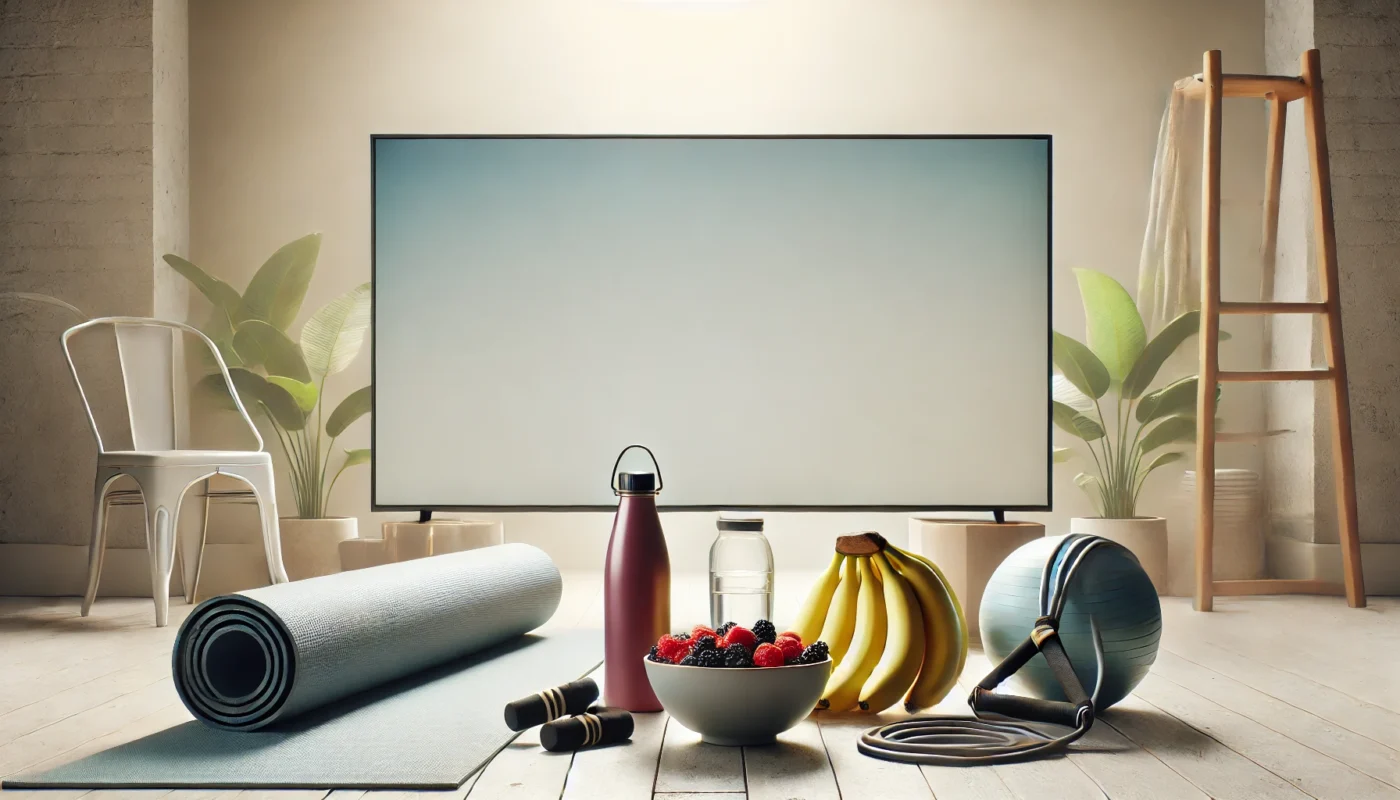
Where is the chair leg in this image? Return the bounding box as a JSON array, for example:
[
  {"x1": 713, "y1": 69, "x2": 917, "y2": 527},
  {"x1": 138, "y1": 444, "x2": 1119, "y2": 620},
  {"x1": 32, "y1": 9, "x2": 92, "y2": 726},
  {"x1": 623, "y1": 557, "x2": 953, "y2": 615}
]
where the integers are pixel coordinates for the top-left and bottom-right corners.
[
  {"x1": 81, "y1": 472, "x2": 116, "y2": 617},
  {"x1": 232, "y1": 465, "x2": 289, "y2": 584},
  {"x1": 187, "y1": 477, "x2": 214, "y2": 604},
  {"x1": 133, "y1": 471, "x2": 186, "y2": 628}
]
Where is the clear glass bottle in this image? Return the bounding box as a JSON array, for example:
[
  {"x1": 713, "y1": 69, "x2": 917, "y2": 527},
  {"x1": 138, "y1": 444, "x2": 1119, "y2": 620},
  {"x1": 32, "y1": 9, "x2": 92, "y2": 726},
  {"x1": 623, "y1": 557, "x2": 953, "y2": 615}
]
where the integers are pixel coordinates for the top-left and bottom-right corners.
[{"x1": 709, "y1": 515, "x2": 773, "y2": 627}]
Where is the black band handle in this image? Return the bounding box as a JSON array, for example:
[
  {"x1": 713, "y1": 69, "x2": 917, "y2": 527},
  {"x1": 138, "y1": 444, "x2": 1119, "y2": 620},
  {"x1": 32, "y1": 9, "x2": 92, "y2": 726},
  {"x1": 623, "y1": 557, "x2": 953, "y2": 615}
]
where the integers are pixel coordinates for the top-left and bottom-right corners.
[
  {"x1": 971, "y1": 690, "x2": 1084, "y2": 728},
  {"x1": 970, "y1": 616, "x2": 1094, "y2": 731},
  {"x1": 610, "y1": 444, "x2": 664, "y2": 495}
]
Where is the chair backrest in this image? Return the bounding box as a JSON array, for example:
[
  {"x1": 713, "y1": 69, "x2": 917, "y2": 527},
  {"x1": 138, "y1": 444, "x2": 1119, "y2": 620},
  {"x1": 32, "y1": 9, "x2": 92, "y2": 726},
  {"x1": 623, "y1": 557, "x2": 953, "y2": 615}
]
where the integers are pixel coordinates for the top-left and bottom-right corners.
[{"x1": 62, "y1": 317, "x2": 262, "y2": 454}]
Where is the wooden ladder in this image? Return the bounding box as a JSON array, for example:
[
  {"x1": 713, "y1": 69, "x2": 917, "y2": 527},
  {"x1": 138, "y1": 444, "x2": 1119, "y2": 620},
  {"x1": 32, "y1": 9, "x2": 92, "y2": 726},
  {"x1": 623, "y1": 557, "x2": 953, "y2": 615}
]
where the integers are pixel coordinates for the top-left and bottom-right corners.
[{"x1": 1183, "y1": 49, "x2": 1365, "y2": 611}]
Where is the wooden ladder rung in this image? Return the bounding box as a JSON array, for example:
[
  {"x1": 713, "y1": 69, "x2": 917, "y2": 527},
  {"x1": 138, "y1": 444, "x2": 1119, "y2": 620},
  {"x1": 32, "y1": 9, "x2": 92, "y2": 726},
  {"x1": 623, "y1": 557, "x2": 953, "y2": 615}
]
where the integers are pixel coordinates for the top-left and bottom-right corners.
[
  {"x1": 1180, "y1": 73, "x2": 1308, "y2": 102},
  {"x1": 1212, "y1": 579, "x2": 1344, "y2": 597},
  {"x1": 1216, "y1": 429, "x2": 1292, "y2": 442},
  {"x1": 1219, "y1": 369, "x2": 1333, "y2": 382},
  {"x1": 1220, "y1": 301, "x2": 1328, "y2": 314}
]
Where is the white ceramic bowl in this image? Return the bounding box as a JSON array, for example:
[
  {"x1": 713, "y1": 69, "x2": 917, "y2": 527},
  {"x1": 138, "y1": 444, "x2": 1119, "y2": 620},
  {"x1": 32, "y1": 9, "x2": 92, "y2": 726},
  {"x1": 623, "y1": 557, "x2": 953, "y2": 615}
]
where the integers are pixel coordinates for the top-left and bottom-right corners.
[{"x1": 643, "y1": 657, "x2": 832, "y2": 746}]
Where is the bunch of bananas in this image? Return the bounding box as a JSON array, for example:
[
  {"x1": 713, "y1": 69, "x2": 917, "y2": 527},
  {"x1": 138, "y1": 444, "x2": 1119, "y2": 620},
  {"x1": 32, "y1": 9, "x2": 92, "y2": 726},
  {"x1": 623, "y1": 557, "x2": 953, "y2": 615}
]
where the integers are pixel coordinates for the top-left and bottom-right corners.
[{"x1": 791, "y1": 533, "x2": 968, "y2": 713}]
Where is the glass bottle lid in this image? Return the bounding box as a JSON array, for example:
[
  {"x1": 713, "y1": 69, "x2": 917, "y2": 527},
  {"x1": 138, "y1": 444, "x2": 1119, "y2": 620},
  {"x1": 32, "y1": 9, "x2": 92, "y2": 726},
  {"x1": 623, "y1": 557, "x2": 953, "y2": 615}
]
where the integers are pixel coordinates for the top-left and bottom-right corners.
[{"x1": 716, "y1": 514, "x2": 764, "y2": 532}]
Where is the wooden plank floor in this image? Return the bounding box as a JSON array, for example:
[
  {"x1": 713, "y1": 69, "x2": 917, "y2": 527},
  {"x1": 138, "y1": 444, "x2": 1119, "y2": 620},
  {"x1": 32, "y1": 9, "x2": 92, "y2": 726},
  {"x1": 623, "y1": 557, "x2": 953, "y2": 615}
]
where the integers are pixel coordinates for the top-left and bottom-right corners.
[{"x1": 1, "y1": 576, "x2": 1397, "y2": 799}]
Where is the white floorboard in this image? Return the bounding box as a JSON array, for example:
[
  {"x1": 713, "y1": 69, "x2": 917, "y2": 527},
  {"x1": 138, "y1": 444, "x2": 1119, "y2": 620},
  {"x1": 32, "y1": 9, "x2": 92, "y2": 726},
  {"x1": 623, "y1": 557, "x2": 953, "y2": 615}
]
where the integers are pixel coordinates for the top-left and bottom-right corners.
[{"x1": 1, "y1": 592, "x2": 1395, "y2": 799}]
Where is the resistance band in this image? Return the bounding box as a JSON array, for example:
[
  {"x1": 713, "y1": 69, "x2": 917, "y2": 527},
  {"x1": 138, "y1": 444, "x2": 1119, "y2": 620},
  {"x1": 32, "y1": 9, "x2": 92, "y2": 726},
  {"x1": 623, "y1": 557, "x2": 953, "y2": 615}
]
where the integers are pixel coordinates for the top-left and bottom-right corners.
[{"x1": 858, "y1": 534, "x2": 1109, "y2": 766}]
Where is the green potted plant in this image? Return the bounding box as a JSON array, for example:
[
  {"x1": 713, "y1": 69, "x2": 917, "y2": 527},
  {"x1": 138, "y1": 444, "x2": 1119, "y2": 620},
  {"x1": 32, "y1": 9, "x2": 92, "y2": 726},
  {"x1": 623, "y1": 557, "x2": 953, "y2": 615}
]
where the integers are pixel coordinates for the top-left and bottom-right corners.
[
  {"x1": 1053, "y1": 268, "x2": 1212, "y2": 594},
  {"x1": 165, "y1": 234, "x2": 371, "y2": 579}
]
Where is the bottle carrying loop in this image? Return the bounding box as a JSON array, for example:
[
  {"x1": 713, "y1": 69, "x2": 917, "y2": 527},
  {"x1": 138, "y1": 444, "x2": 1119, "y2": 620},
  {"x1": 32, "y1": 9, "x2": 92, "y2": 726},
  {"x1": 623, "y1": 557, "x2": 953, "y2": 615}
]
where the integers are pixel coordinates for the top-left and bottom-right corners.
[{"x1": 610, "y1": 444, "x2": 664, "y2": 496}]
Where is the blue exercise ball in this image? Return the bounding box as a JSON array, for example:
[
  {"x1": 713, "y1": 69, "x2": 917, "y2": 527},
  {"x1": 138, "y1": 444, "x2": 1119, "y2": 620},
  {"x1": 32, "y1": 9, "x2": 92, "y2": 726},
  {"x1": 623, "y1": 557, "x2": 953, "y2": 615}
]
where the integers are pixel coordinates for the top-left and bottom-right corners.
[{"x1": 979, "y1": 534, "x2": 1161, "y2": 709}]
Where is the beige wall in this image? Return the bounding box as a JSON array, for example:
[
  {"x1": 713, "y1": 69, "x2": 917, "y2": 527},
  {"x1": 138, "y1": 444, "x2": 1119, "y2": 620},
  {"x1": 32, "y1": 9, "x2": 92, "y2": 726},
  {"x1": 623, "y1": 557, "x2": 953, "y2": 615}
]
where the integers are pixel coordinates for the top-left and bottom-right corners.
[
  {"x1": 1, "y1": 0, "x2": 189, "y2": 558},
  {"x1": 187, "y1": 0, "x2": 1267, "y2": 576}
]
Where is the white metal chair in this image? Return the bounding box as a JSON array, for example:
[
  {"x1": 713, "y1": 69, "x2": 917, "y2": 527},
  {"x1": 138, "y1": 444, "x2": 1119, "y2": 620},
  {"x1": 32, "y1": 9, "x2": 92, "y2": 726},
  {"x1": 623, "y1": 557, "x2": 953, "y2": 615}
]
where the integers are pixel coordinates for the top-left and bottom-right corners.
[{"x1": 63, "y1": 317, "x2": 289, "y2": 627}]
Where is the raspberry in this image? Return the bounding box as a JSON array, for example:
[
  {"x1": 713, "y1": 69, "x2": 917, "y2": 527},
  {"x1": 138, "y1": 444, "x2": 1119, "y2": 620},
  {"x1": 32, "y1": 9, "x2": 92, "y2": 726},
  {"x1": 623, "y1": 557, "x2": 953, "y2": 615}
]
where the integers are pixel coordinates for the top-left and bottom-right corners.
[
  {"x1": 691, "y1": 625, "x2": 719, "y2": 642},
  {"x1": 722, "y1": 626, "x2": 757, "y2": 651},
  {"x1": 695, "y1": 648, "x2": 726, "y2": 668},
  {"x1": 797, "y1": 641, "x2": 830, "y2": 664},
  {"x1": 775, "y1": 636, "x2": 804, "y2": 663},
  {"x1": 693, "y1": 635, "x2": 719, "y2": 652},
  {"x1": 723, "y1": 644, "x2": 753, "y2": 668},
  {"x1": 717, "y1": 621, "x2": 738, "y2": 636},
  {"x1": 779, "y1": 632, "x2": 803, "y2": 645},
  {"x1": 752, "y1": 620, "x2": 778, "y2": 644},
  {"x1": 753, "y1": 642, "x2": 785, "y2": 668},
  {"x1": 656, "y1": 634, "x2": 693, "y2": 664}
]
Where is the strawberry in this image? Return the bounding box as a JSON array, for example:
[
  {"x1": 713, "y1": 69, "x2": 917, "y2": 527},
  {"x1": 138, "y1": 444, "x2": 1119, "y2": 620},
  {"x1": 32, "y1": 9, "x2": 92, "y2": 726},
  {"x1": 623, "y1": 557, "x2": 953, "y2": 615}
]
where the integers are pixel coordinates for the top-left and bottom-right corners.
[
  {"x1": 775, "y1": 635, "x2": 804, "y2": 663},
  {"x1": 656, "y1": 634, "x2": 693, "y2": 664},
  {"x1": 722, "y1": 625, "x2": 757, "y2": 651},
  {"x1": 753, "y1": 642, "x2": 785, "y2": 668},
  {"x1": 691, "y1": 625, "x2": 719, "y2": 642}
]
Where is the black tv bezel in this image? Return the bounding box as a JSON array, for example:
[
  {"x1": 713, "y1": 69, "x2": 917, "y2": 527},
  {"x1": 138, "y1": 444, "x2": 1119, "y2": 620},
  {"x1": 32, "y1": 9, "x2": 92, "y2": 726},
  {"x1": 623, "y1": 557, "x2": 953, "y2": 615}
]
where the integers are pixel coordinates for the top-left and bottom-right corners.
[{"x1": 370, "y1": 134, "x2": 1053, "y2": 513}]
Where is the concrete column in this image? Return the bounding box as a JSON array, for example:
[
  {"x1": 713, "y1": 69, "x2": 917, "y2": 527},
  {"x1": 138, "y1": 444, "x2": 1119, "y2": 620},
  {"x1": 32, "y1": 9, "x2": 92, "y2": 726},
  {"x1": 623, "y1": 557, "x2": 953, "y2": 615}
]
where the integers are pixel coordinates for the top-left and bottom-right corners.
[
  {"x1": 0, "y1": 0, "x2": 189, "y2": 579},
  {"x1": 1264, "y1": 0, "x2": 1400, "y2": 588}
]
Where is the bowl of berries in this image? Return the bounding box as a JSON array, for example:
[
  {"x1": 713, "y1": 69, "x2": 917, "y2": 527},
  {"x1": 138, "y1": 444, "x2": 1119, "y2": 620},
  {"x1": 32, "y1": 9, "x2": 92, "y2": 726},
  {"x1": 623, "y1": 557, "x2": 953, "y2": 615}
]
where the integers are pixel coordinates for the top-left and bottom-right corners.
[{"x1": 644, "y1": 619, "x2": 832, "y2": 746}]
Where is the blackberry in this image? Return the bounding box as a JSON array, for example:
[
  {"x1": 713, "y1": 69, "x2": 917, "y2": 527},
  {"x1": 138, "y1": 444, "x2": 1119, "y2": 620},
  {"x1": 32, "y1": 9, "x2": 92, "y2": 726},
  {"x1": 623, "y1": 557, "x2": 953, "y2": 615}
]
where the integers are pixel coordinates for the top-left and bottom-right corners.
[
  {"x1": 752, "y1": 619, "x2": 778, "y2": 645},
  {"x1": 723, "y1": 643, "x2": 753, "y2": 668},
  {"x1": 693, "y1": 635, "x2": 719, "y2": 652},
  {"x1": 797, "y1": 641, "x2": 830, "y2": 664},
  {"x1": 679, "y1": 654, "x2": 701, "y2": 666},
  {"x1": 647, "y1": 645, "x2": 666, "y2": 663},
  {"x1": 674, "y1": 632, "x2": 691, "y2": 641},
  {"x1": 695, "y1": 648, "x2": 726, "y2": 668},
  {"x1": 717, "y1": 621, "x2": 738, "y2": 636}
]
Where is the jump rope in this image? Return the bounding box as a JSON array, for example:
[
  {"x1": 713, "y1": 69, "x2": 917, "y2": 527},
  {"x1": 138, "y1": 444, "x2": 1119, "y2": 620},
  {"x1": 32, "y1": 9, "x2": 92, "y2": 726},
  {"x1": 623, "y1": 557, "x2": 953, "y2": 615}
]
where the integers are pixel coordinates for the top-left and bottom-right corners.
[{"x1": 859, "y1": 534, "x2": 1111, "y2": 766}]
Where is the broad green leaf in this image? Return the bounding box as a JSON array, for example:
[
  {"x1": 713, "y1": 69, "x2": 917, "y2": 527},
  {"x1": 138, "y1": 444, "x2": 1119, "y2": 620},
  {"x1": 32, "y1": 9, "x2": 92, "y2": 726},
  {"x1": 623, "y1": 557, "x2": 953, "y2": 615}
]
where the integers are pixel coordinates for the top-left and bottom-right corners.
[
  {"x1": 1139, "y1": 414, "x2": 1195, "y2": 454},
  {"x1": 1053, "y1": 332, "x2": 1111, "y2": 399},
  {"x1": 1122, "y1": 311, "x2": 1200, "y2": 399},
  {"x1": 301, "y1": 282, "x2": 371, "y2": 377},
  {"x1": 1073, "y1": 268, "x2": 1146, "y2": 384},
  {"x1": 342, "y1": 448, "x2": 371, "y2": 468},
  {"x1": 233, "y1": 320, "x2": 311, "y2": 382},
  {"x1": 1074, "y1": 472, "x2": 1100, "y2": 491},
  {"x1": 326, "y1": 385, "x2": 372, "y2": 437},
  {"x1": 267, "y1": 376, "x2": 319, "y2": 413},
  {"x1": 1138, "y1": 451, "x2": 1183, "y2": 480},
  {"x1": 1052, "y1": 375, "x2": 1095, "y2": 413},
  {"x1": 193, "y1": 372, "x2": 238, "y2": 411},
  {"x1": 1053, "y1": 447, "x2": 1073, "y2": 463},
  {"x1": 240, "y1": 233, "x2": 321, "y2": 331},
  {"x1": 1137, "y1": 376, "x2": 1197, "y2": 423},
  {"x1": 1136, "y1": 376, "x2": 1222, "y2": 423},
  {"x1": 1053, "y1": 400, "x2": 1106, "y2": 441},
  {"x1": 228, "y1": 367, "x2": 308, "y2": 430},
  {"x1": 164, "y1": 255, "x2": 244, "y2": 324}
]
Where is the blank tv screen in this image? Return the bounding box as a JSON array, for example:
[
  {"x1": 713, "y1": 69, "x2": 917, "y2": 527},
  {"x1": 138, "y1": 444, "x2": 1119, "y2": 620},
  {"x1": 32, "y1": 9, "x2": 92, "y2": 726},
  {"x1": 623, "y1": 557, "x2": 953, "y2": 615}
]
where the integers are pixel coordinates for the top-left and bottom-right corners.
[{"x1": 373, "y1": 136, "x2": 1050, "y2": 510}]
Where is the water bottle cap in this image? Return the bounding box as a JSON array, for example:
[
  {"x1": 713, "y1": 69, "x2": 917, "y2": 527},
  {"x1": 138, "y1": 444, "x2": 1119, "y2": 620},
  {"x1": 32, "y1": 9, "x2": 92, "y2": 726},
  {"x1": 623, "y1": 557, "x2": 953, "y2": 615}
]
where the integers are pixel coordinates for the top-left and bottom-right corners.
[
  {"x1": 716, "y1": 516, "x2": 764, "y2": 532},
  {"x1": 617, "y1": 472, "x2": 657, "y2": 494}
]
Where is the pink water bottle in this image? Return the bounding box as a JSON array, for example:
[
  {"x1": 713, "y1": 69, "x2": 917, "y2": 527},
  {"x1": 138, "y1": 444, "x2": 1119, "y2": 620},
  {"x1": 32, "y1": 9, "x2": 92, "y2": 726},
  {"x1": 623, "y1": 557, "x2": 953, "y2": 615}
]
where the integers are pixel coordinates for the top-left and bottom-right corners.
[{"x1": 603, "y1": 444, "x2": 670, "y2": 712}]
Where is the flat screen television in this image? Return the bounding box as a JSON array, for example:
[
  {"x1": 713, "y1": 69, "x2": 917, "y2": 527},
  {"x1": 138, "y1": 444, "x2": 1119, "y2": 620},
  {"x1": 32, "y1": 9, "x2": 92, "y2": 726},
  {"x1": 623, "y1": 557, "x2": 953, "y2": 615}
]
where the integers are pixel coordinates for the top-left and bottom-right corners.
[{"x1": 372, "y1": 135, "x2": 1051, "y2": 511}]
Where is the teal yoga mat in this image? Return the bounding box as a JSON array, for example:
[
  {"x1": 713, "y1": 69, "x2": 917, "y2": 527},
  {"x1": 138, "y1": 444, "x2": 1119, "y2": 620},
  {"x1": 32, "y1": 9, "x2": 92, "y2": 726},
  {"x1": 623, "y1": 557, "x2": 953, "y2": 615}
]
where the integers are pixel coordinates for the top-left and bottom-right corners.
[{"x1": 4, "y1": 544, "x2": 601, "y2": 790}]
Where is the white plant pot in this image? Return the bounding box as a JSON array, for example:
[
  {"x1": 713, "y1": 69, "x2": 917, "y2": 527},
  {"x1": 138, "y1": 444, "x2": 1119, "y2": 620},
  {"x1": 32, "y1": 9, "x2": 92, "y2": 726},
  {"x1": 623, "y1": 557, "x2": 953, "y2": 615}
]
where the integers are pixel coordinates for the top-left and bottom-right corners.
[
  {"x1": 1069, "y1": 516, "x2": 1169, "y2": 595},
  {"x1": 280, "y1": 517, "x2": 358, "y2": 581}
]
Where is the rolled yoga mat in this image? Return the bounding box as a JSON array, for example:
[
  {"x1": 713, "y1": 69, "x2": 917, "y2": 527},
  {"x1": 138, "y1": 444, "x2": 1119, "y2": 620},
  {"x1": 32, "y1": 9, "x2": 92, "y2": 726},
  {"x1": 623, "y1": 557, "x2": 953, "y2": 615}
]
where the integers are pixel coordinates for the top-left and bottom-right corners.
[{"x1": 4, "y1": 543, "x2": 602, "y2": 790}]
